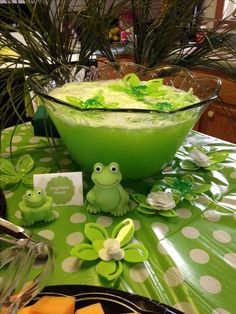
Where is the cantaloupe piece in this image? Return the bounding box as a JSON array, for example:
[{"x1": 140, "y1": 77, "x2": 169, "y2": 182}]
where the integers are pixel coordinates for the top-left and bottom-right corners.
[
  {"x1": 18, "y1": 306, "x2": 33, "y2": 314},
  {"x1": 75, "y1": 302, "x2": 105, "y2": 314},
  {"x1": 30, "y1": 296, "x2": 75, "y2": 314}
]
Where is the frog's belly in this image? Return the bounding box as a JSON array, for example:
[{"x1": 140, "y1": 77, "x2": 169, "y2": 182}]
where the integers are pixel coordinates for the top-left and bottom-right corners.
[{"x1": 94, "y1": 189, "x2": 120, "y2": 211}]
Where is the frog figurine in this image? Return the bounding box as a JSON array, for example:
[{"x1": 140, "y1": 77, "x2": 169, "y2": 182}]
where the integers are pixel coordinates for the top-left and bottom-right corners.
[
  {"x1": 86, "y1": 162, "x2": 130, "y2": 216},
  {"x1": 19, "y1": 189, "x2": 55, "y2": 226}
]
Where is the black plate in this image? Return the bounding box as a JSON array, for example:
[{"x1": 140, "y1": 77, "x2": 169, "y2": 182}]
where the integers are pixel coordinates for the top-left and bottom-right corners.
[{"x1": 35, "y1": 285, "x2": 184, "y2": 314}]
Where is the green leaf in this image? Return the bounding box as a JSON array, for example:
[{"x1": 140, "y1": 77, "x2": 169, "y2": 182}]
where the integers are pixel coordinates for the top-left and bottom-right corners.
[
  {"x1": 112, "y1": 218, "x2": 134, "y2": 247},
  {"x1": 96, "y1": 260, "x2": 123, "y2": 281},
  {"x1": 123, "y1": 73, "x2": 141, "y2": 87},
  {"x1": 158, "y1": 209, "x2": 177, "y2": 217},
  {"x1": 92, "y1": 239, "x2": 105, "y2": 253},
  {"x1": 208, "y1": 151, "x2": 229, "y2": 162},
  {"x1": 66, "y1": 96, "x2": 84, "y2": 108},
  {"x1": 0, "y1": 174, "x2": 21, "y2": 185},
  {"x1": 70, "y1": 243, "x2": 98, "y2": 261},
  {"x1": 180, "y1": 160, "x2": 199, "y2": 170},
  {"x1": 0, "y1": 158, "x2": 17, "y2": 175},
  {"x1": 205, "y1": 164, "x2": 223, "y2": 171},
  {"x1": 22, "y1": 167, "x2": 51, "y2": 187},
  {"x1": 84, "y1": 223, "x2": 108, "y2": 242},
  {"x1": 131, "y1": 193, "x2": 147, "y2": 204},
  {"x1": 124, "y1": 243, "x2": 148, "y2": 262},
  {"x1": 192, "y1": 184, "x2": 211, "y2": 194},
  {"x1": 16, "y1": 154, "x2": 34, "y2": 175},
  {"x1": 184, "y1": 193, "x2": 198, "y2": 201},
  {"x1": 137, "y1": 205, "x2": 156, "y2": 215}
]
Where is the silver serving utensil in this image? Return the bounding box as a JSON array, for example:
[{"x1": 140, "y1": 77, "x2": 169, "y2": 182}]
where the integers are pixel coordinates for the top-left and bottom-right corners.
[{"x1": 0, "y1": 218, "x2": 55, "y2": 314}]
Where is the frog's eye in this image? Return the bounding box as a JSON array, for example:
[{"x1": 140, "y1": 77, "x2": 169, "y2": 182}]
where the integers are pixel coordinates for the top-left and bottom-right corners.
[
  {"x1": 36, "y1": 190, "x2": 42, "y2": 196},
  {"x1": 95, "y1": 165, "x2": 103, "y2": 173},
  {"x1": 26, "y1": 191, "x2": 32, "y2": 197},
  {"x1": 110, "y1": 164, "x2": 118, "y2": 173}
]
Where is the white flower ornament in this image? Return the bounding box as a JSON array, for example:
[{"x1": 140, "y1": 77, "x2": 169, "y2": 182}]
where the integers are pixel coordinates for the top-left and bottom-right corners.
[
  {"x1": 188, "y1": 148, "x2": 211, "y2": 167},
  {"x1": 147, "y1": 191, "x2": 176, "y2": 211},
  {"x1": 179, "y1": 146, "x2": 229, "y2": 171}
]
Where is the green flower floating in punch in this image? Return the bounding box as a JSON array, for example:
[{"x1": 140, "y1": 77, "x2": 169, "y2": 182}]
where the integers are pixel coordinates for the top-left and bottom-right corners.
[
  {"x1": 0, "y1": 154, "x2": 51, "y2": 189},
  {"x1": 70, "y1": 218, "x2": 148, "y2": 281},
  {"x1": 131, "y1": 175, "x2": 210, "y2": 216},
  {"x1": 179, "y1": 146, "x2": 229, "y2": 171}
]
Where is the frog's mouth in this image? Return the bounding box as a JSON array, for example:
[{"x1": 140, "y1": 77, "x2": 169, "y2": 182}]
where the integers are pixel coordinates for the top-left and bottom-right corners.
[
  {"x1": 25, "y1": 198, "x2": 46, "y2": 208},
  {"x1": 93, "y1": 178, "x2": 120, "y2": 188}
]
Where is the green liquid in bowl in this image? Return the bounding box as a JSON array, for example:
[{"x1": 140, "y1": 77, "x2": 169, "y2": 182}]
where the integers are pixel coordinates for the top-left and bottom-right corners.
[{"x1": 46, "y1": 101, "x2": 203, "y2": 180}]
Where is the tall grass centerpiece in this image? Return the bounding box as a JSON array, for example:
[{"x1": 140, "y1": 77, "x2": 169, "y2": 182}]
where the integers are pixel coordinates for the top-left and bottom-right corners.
[{"x1": 0, "y1": 0, "x2": 235, "y2": 131}]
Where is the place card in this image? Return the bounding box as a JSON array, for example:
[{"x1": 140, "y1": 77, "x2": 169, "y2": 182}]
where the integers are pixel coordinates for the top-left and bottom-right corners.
[{"x1": 33, "y1": 172, "x2": 83, "y2": 206}]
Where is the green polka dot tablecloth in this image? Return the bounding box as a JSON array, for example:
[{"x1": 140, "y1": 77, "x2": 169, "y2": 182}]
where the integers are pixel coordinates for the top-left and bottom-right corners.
[{"x1": 1, "y1": 123, "x2": 236, "y2": 314}]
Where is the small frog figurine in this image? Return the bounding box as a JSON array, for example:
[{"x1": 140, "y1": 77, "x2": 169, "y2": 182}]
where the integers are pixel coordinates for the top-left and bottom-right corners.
[
  {"x1": 19, "y1": 189, "x2": 55, "y2": 226},
  {"x1": 86, "y1": 162, "x2": 130, "y2": 216}
]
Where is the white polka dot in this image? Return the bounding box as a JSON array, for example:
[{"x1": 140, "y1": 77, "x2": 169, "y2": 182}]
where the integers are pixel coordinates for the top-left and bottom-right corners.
[
  {"x1": 61, "y1": 256, "x2": 81, "y2": 273},
  {"x1": 4, "y1": 191, "x2": 14, "y2": 199},
  {"x1": 212, "y1": 308, "x2": 231, "y2": 314},
  {"x1": 37, "y1": 230, "x2": 55, "y2": 241},
  {"x1": 203, "y1": 210, "x2": 221, "y2": 222},
  {"x1": 39, "y1": 157, "x2": 52, "y2": 163},
  {"x1": 132, "y1": 219, "x2": 141, "y2": 230},
  {"x1": 12, "y1": 135, "x2": 22, "y2": 143},
  {"x1": 152, "y1": 222, "x2": 169, "y2": 238},
  {"x1": 44, "y1": 148, "x2": 56, "y2": 153},
  {"x1": 129, "y1": 263, "x2": 149, "y2": 283},
  {"x1": 61, "y1": 159, "x2": 72, "y2": 165},
  {"x1": 66, "y1": 232, "x2": 84, "y2": 246},
  {"x1": 157, "y1": 242, "x2": 169, "y2": 255},
  {"x1": 181, "y1": 226, "x2": 200, "y2": 239},
  {"x1": 176, "y1": 208, "x2": 192, "y2": 219},
  {"x1": 173, "y1": 302, "x2": 196, "y2": 314},
  {"x1": 197, "y1": 195, "x2": 210, "y2": 205},
  {"x1": 223, "y1": 253, "x2": 236, "y2": 269},
  {"x1": 189, "y1": 249, "x2": 209, "y2": 264},
  {"x1": 15, "y1": 210, "x2": 22, "y2": 219},
  {"x1": 29, "y1": 137, "x2": 40, "y2": 144},
  {"x1": 5, "y1": 146, "x2": 17, "y2": 152},
  {"x1": 96, "y1": 216, "x2": 113, "y2": 227},
  {"x1": 199, "y1": 275, "x2": 221, "y2": 294},
  {"x1": 213, "y1": 230, "x2": 231, "y2": 243},
  {"x1": 20, "y1": 125, "x2": 30, "y2": 131},
  {"x1": 164, "y1": 266, "x2": 184, "y2": 287},
  {"x1": 230, "y1": 171, "x2": 236, "y2": 179},
  {"x1": 70, "y1": 213, "x2": 86, "y2": 223},
  {"x1": 53, "y1": 210, "x2": 60, "y2": 219},
  {"x1": 48, "y1": 138, "x2": 59, "y2": 145}
]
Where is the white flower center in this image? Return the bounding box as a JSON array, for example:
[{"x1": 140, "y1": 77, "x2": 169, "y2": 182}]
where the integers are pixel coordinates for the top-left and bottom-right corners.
[
  {"x1": 98, "y1": 239, "x2": 125, "y2": 261},
  {"x1": 147, "y1": 191, "x2": 176, "y2": 210},
  {"x1": 189, "y1": 148, "x2": 210, "y2": 167}
]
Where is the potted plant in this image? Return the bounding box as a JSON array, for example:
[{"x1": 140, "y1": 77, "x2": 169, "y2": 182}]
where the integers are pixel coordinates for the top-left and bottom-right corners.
[{"x1": 0, "y1": 0, "x2": 235, "y2": 131}]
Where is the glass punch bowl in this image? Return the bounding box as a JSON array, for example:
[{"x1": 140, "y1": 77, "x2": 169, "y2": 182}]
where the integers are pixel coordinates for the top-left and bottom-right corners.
[{"x1": 30, "y1": 62, "x2": 221, "y2": 180}]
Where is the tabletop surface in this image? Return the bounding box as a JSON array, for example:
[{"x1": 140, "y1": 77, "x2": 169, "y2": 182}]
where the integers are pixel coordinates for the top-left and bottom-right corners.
[{"x1": 0, "y1": 123, "x2": 236, "y2": 314}]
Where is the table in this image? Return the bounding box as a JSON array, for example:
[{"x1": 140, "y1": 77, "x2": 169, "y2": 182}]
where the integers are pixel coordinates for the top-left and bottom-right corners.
[{"x1": 1, "y1": 123, "x2": 236, "y2": 314}]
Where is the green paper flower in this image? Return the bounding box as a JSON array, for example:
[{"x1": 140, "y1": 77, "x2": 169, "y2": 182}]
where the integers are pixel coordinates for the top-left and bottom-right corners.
[
  {"x1": 0, "y1": 154, "x2": 51, "y2": 188},
  {"x1": 131, "y1": 174, "x2": 210, "y2": 215},
  {"x1": 179, "y1": 146, "x2": 229, "y2": 171},
  {"x1": 70, "y1": 218, "x2": 148, "y2": 281},
  {"x1": 131, "y1": 191, "x2": 177, "y2": 217}
]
